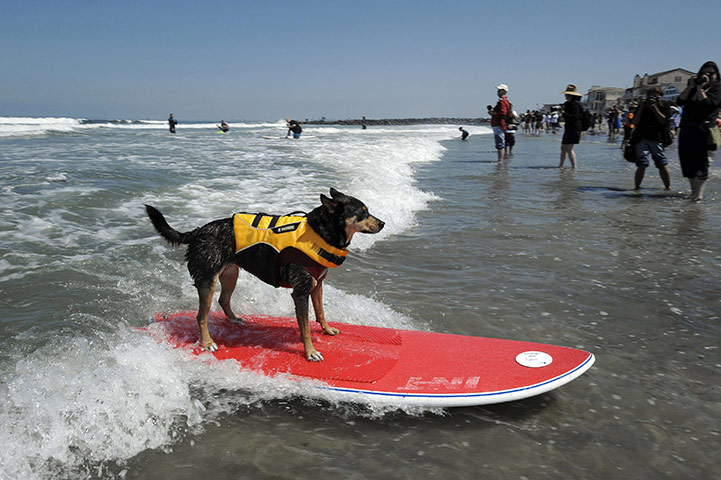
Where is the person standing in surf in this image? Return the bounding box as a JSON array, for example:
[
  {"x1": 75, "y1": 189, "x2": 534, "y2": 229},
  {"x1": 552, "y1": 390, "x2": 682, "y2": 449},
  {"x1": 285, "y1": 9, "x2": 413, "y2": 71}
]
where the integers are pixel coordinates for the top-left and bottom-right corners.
[
  {"x1": 630, "y1": 87, "x2": 672, "y2": 190},
  {"x1": 168, "y1": 114, "x2": 178, "y2": 134},
  {"x1": 459, "y1": 127, "x2": 470, "y2": 140},
  {"x1": 559, "y1": 84, "x2": 583, "y2": 168},
  {"x1": 676, "y1": 60, "x2": 721, "y2": 202},
  {"x1": 218, "y1": 120, "x2": 230, "y2": 133},
  {"x1": 488, "y1": 84, "x2": 511, "y2": 162},
  {"x1": 286, "y1": 117, "x2": 303, "y2": 139},
  {"x1": 504, "y1": 111, "x2": 518, "y2": 157}
]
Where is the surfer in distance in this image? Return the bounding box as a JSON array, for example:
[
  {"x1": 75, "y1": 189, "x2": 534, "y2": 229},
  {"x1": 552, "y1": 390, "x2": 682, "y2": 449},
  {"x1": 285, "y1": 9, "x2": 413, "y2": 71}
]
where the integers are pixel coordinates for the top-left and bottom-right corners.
[
  {"x1": 217, "y1": 120, "x2": 230, "y2": 133},
  {"x1": 286, "y1": 117, "x2": 303, "y2": 139}
]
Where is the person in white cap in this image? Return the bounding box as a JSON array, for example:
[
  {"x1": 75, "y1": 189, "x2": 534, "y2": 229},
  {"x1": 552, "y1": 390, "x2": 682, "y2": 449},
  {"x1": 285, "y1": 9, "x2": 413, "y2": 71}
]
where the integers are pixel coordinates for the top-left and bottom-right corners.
[{"x1": 488, "y1": 84, "x2": 511, "y2": 162}]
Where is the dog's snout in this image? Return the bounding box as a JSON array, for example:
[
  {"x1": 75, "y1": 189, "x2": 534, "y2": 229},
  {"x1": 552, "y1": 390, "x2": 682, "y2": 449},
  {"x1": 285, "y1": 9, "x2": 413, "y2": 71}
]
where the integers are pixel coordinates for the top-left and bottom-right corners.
[{"x1": 377, "y1": 219, "x2": 385, "y2": 231}]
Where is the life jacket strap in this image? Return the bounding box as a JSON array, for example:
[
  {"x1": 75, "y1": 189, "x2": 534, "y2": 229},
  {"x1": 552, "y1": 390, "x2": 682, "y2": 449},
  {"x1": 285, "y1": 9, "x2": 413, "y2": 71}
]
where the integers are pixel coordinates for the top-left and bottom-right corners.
[{"x1": 317, "y1": 247, "x2": 346, "y2": 266}]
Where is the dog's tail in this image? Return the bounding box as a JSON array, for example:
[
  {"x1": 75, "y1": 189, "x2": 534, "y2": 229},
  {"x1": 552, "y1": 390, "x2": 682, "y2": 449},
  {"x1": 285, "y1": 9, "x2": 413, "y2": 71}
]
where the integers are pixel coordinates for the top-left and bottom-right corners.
[{"x1": 145, "y1": 205, "x2": 194, "y2": 246}]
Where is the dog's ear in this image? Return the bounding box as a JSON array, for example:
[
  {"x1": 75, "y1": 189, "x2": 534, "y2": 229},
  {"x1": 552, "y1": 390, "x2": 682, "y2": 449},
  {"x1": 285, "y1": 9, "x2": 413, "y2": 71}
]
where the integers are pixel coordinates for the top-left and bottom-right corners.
[
  {"x1": 320, "y1": 194, "x2": 338, "y2": 213},
  {"x1": 329, "y1": 188, "x2": 348, "y2": 201}
]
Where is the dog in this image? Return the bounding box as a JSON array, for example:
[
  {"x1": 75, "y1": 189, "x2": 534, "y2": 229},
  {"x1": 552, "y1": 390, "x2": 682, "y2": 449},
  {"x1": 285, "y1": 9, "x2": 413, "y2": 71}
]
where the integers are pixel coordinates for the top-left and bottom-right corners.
[{"x1": 146, "y1": 188, "x2": 384, "y2": 361}]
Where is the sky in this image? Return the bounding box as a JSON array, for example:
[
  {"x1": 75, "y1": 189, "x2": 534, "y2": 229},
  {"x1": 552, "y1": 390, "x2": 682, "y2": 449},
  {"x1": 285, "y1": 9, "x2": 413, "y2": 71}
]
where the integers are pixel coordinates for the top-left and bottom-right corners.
[{"x1": 0, "y1": 0, "x2": 718, "y2": 121}]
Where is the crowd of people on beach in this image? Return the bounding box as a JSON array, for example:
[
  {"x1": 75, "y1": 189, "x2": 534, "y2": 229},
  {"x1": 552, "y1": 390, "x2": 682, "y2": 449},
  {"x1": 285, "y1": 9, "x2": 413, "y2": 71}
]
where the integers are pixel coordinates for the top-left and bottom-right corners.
[
  {"x1": 483, "y1": 61, "x2": 721, "y2": 202},
  {"x1": 166, "y1": 61, "x2": 721, "y2": 203}
]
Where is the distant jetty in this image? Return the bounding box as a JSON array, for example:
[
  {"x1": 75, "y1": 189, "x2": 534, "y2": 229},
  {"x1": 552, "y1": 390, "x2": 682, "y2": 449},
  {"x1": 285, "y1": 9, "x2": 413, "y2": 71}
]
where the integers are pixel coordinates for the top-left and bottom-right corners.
[{"x1": 304, "y1": 117, "x2": 489, "y2": 126}]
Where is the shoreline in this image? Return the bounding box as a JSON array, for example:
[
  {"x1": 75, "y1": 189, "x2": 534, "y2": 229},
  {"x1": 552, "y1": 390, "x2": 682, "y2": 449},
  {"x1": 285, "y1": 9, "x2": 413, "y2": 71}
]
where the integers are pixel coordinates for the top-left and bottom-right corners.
[{"x1": 304, "y1": 117, "x2": 489, "y2": 126}]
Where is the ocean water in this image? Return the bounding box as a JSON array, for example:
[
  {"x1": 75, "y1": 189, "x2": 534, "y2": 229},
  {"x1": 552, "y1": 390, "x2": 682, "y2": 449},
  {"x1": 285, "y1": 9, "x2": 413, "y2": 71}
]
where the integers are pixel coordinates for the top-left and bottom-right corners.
[{"x1": 0, "y1": 118, "x2": 719, "y2": 479}]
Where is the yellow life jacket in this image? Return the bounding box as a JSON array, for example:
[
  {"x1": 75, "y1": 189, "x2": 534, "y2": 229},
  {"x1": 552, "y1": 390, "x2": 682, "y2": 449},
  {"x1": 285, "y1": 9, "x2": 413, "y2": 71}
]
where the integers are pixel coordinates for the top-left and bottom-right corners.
[{"x1": 232, "y1": 212, "x2": 348, "y2": 287}]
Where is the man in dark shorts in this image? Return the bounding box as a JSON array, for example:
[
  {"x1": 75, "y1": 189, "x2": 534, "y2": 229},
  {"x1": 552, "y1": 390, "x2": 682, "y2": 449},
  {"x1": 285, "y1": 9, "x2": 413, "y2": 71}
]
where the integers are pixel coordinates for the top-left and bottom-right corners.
[
  {"x1": 504, "y1": 111, "x2": 518, "y2": 156},
  {"x1": 286, "y1": 117, "x2": 303, "y2": 139}
]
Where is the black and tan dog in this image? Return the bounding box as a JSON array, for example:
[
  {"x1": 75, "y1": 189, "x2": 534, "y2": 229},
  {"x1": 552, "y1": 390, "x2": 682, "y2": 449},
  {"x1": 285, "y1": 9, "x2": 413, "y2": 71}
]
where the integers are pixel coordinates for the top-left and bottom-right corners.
[{"x1": 146, "y1": 188, "x2": 384, "y2": 361}]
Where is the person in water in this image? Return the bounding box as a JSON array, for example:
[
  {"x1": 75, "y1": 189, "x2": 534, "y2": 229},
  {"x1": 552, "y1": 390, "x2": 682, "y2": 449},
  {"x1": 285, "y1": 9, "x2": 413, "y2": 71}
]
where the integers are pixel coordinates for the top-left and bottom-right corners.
[
  {"x1": 286, "y1": 117, "x2": 302, "y2": 139},
  {"x1": 488, "y1": 84, "x2": 511, "y2": 162},
  {"x1": 459, "y1": 127, "x2": 470, "y2": 140},
  {"x1": 218, "y1": 120, "x2": 230, "y2": 133},
  {"x1": 559, "y1": 84, "x2": 583, "y2": 168},
  {"x1": 630, "y1": 87, "x2": 672, "y2": 190},
  {"x1": 168, "y1": 114, "x2": 178, "y2": 134},
  {"x1": 676, "y1": 60, "x2": 721, "y2": 201}
]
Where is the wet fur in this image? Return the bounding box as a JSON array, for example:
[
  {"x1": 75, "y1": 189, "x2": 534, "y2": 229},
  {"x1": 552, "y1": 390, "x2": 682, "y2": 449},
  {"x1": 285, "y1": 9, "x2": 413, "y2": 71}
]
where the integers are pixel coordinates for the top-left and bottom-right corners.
[{"x1": 146, "y1": 188, "x2": 384, "y2": 361}]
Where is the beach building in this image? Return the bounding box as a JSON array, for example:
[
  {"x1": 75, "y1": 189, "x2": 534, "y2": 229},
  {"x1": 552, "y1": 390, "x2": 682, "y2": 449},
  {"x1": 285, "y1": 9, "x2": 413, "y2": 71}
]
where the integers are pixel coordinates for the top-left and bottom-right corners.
[
  {"x1": 584, "y1": 86, "x2": 625, "y2": 116},
  {"x1": 624, "y1": 68, "x2": 694, "y2": 104},
  {"x1": 541, "y1": 103, "x2": 561, "y2": 113}
]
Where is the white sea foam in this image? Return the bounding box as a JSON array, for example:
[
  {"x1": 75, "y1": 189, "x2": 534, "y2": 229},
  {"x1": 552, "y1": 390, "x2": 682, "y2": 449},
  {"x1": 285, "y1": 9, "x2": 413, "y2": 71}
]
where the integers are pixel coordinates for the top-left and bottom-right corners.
[
  {"x1": 0, "y1": 117, "x2": 86, "y2": 137},
  {"x1": 0, "y1": 301, "x2": 423, "y2": 479}
]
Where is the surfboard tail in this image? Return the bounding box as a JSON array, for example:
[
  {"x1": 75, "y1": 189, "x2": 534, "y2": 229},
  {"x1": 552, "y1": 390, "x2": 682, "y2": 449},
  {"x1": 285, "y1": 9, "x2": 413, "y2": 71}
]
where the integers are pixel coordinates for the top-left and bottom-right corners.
[{"x1": 145, "y1": 205, "x2": 193, "y2": 246}]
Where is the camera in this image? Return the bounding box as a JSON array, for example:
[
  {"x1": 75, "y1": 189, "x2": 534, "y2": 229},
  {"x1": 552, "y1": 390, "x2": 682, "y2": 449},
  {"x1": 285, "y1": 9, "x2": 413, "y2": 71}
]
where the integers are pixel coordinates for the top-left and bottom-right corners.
[{"x1": 695, "y1": 74, "x2": 709, "y2": 85}]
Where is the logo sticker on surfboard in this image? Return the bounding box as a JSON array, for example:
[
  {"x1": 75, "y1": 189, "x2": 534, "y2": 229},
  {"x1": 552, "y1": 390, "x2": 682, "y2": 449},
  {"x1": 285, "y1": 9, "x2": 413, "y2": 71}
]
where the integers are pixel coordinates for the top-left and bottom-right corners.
[{"x1": 516, "y1": 351, "x2": 553, "y2": 368}]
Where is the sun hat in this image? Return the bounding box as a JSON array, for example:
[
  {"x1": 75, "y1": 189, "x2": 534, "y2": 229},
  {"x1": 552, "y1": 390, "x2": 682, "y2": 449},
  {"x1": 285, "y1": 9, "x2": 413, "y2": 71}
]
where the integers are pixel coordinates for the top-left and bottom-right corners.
[
  {"x1": 496, "y1": 84, "x2": 509, "y2": 92},
  {"x1": 561, "y1": 84, "x2": 583, "y2": 97}
]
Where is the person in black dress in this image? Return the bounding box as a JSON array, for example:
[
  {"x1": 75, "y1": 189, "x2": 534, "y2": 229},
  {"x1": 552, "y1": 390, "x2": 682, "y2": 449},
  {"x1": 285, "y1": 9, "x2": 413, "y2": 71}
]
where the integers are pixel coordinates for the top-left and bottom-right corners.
[
  {"x1": 560, "y1": 84, "x2": 583, "y2": 168},
  {"x1": 676, "y1": 61, "x2": 721, "y2": 201}
]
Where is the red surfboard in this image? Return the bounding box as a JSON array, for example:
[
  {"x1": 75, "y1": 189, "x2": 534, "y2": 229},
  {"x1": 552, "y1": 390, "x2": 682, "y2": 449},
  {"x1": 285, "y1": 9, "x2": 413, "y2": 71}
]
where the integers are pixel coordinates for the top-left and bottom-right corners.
[{"x1": 148, "y1": 311, "x2": 595, "y2": 407}]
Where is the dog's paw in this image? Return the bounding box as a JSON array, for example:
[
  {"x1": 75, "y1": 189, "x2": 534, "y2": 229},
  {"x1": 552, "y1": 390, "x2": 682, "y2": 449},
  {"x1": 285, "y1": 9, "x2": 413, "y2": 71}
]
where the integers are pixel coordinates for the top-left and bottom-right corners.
[
  {"x1": 202, "y1": 341, "x2": 218, "y2": 353},
  {"x1": 306, "y1": 350, "x2": 324, "y2": 362},
  {"x1": 322, "y1": 326, "x2": 341, "y2": 336}
]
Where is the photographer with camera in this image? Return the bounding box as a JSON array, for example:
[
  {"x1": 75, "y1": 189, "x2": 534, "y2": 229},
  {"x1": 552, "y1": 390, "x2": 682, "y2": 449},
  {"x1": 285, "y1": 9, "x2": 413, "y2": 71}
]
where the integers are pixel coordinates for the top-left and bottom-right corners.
[
  {"x1": 676, "y1": 61, "x2": 721, "y2": 201},
  {"x1": 630, "y1": 87, "x2": 672, "y2": 190}
]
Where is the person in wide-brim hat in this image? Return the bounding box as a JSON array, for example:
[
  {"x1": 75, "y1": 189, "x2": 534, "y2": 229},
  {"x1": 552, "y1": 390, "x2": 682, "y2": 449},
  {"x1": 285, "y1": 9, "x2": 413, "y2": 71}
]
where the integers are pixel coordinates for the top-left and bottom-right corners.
[
  {"x1": 561, "y1": 84, "x2": 583, "y2": 97},
  {"x1": 559, "y1": 84, "x2": 584, "y2": 168}
]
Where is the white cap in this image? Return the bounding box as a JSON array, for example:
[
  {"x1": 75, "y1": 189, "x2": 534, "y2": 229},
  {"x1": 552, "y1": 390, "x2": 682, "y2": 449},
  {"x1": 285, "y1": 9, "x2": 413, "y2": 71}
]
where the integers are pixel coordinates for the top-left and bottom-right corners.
[{"x1": 496, "y1": 84, "x2": 509, "y2": 92}]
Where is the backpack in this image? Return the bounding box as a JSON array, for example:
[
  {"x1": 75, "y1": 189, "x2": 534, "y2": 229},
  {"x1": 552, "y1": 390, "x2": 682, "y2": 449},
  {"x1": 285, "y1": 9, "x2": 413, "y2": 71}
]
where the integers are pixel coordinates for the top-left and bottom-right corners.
[{"x1": 581, "y1": 109, "x2": 593, "y2": 131}]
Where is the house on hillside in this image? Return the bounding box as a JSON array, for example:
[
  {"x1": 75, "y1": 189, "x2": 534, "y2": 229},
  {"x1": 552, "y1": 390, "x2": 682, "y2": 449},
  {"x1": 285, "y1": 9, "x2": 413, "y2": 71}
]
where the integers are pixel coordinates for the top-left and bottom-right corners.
[
  {"x1": 584, "y1": 86, "x2": 626, "y2": 115},
  {"x1": 624, "y1": 68, "x2": 694, "y2": 104}
]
